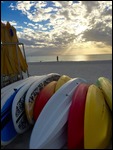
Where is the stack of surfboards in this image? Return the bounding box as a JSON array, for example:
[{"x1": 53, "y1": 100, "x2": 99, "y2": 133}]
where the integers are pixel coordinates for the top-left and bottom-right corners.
[
  {"x1": 1, "y1": 74, "x2": 112, "y2": 149},
  {"x1": 1, "y1": 21, "x2": 28, "y2": 75}
]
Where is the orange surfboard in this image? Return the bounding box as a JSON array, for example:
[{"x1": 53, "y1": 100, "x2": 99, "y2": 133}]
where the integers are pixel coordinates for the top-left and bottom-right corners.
[{"x1": 33, "y1": 81, "x2": 57, "y2": 121}]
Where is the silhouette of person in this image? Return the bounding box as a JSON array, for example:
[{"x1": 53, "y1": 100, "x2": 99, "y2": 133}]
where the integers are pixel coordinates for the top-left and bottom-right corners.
[{"x1": 57, "y1": 56, "x2": 59, "y2": 61}]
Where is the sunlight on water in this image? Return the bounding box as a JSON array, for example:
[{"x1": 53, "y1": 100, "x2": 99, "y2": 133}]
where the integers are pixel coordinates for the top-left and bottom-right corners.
[
  {"x1": 60, "y1": 55, "x2": 89, "y2": 61},
  {"x1": 26, "y1": 54, "x2": 112, "y2": 63}
]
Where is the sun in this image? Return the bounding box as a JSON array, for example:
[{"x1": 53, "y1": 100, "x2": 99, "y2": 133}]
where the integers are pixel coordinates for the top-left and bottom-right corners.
[{"x1": 75, "y1": 25, "x2": 88, "y2": 35}]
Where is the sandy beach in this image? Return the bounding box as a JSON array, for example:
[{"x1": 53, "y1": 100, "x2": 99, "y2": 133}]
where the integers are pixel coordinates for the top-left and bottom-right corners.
[
  {"x1": 27, "y1": 60, "x2": 112, "y2": 83},
  {"x1": 3, "y1": 60, "x2": 112, "y2": 149}
]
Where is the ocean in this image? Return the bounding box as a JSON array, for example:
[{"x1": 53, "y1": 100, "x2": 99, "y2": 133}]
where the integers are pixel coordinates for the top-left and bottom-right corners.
[{"x1": 26, "y1": 54, "x2": 112, "y2": 63}]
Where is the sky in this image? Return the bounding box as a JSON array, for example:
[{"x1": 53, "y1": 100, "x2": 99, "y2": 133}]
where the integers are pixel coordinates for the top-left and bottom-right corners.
[{"x1": 1, "y1": 1, "x2": 112, "y2": 56}]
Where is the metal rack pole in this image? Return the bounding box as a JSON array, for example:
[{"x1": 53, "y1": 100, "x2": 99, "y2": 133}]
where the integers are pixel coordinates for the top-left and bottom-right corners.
[
  {"x1": 15, "y1": 43, "x2": 23, "y2": 79},
  {"x1": 21, "y1": 43, "x2": 29, "y2": 77}
]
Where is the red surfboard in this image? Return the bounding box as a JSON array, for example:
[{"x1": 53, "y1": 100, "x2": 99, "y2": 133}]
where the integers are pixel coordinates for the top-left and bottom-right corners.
[
  {"x1": 68, "y1": 83, "x2": 89, "y2": 149},
  {"x1": 33, "y1": 81, "x2": 57, "y2": 121}
]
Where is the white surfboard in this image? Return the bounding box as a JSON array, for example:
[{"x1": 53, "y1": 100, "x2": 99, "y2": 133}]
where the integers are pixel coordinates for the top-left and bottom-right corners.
[
  {"x1": 1, "y1": 76, "x2": 41, "y2": 146},
  {"x1": 1, "y1": 76, "x2": 39, "y2": 99},
  {"x1": 25, "y1": 73, "x2": 61, "y2": 125},
  {"x1": 1, "y1": 77, "x2": 31, "y2": 94},
  {"x1": 1, "y1": 77, "x2": 38, "y2": 105},
  {"x1": 11, "y1": 75, "x2": 48, "y2": 134},
  {"x1": 42, "y1": 124, "x2": 67, "y2": 149},
  {"x1": 30, "y1": 78, "x2": 87, "y2": 149}
]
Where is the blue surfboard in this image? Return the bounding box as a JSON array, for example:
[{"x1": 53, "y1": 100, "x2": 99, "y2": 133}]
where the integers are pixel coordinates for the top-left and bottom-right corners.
[{"x1": 1, "y1": 86, "x2": 24, "y2": 146}]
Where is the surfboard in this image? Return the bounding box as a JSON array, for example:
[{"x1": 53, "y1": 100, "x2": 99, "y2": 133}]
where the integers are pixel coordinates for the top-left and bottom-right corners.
[
  {"x1": 1, "y1": 45, "x2": 14, "y2": 75},
  {"x1": 1, "y1": 77, "x2": 38, "y2": 116},
  {"x1": 96, "y1": 77, "x2": 112, "y2": 111},
  {"x1": 84, "y1": 84, "x2": 112, "y2": 149},
  {"x1": 55, "y1": 75, "x2": 71, "y2": 92},
  {"x1": 1, "y1": 78, "x2": 26, "y2": 96},
  {"x1": 30, "y1": 78, "x2": 87, "y2": 149},
  {"x1": 11, "y1": 76, "x2": 44, "y2": 134},
  {"x1": 25, "y1": 73, "x2": 60, "y2": 125},
  {"x1": 6, "y1": 22, "x2": 28, "y2": 73},
  {"x1": 1, "y1": 21, "x2": 28, "y2": 75},
  {"x1": 33, "y1": 81, "x2": 57, "y2": 122},
  {"x1": 1, "y1": 22, "x2": 16, "y2": 75},
  {"x1": 1, "y1": 76, "x2": 38, "y2": 100},
  {"x1": 1, "y1": 87, "x2": 22, "y2": 146},
  {"x1": 1, "y1": 76, "x2": 38, "y2": 95},
  {"x1": 40, "y1": 124, "x2": 68, "y2": 149},
  {"x1": 1, "y1": 77, "x2": 37, "y2": 104},
  {"x1": 1, "y1": 76, "x2": 39, "y2": 99},
  {"x1": 68, "y1": 83, "x2": 89, "y2": 149},
  {"x1": 1, "y1": 76, "x2": 41, "y2": 146},
  {"x1": 4, "y1": 22, "x2": 20, "y2": 74},
  {"x1": 1, "y1": 21, "x2": 6, "y2": 43}
]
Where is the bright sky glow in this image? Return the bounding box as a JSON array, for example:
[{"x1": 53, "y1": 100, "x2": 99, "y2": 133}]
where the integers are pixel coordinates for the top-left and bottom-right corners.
[{"x1": 1, "y1": 1, "x2": 112, "y2": 56}]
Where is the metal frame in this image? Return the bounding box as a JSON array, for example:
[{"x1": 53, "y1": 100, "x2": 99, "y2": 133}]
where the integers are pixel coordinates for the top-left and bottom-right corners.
[{"x1": 1, "y1": 42, "x2": 29, "y2": 88}]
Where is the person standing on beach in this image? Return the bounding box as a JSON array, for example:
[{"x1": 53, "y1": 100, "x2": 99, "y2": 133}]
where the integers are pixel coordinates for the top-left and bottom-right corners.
[{"x1": 57, "y1": 56, "x2": 59, "y2": 61}]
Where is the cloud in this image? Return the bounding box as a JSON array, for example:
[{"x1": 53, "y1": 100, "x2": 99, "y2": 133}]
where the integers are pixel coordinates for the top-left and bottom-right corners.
[
  {"x1": 83, "y1": 25, "x2": 112, "y2": 46},
  {"x1": 79, "y1": 1, "x2": 112, "y2": 47},
  {"x1": 16, "y1": 1, "x2": 36, "y2": 11},
  {"x1": 81, "y1": 1, "x2": 99, "y2": 13},
  {"x1": 8, "y1": 1, "x2": 112, "y2": 55}
]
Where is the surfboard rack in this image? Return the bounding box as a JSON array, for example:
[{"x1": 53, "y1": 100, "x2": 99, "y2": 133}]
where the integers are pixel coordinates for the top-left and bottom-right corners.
[{"x1": 1, "y1": 42, "x2": 29, "y2": 88}]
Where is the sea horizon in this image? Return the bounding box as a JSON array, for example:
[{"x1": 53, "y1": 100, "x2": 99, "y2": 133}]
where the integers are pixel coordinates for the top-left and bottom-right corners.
[{"x1": 26, "y1": 54, "x2": 112, "y2": 63}]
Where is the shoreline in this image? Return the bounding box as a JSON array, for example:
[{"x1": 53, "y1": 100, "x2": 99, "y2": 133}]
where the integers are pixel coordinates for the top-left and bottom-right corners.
[
  {"x1": 26, "y1": 54, "x2": 112, "y2": 63},
  {"x1": 27, "y1": 59, "x2": 112, "y2": 64}
]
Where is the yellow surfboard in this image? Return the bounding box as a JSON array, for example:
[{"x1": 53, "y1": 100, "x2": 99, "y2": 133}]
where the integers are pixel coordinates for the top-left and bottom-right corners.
[
  {"x1": 55, "y1": 75, "x2": 71, "y2": 92},
  {"x1": 1, "y1": 45, "x2": 14, "y2": 75},
  {"x1": 1, "y1": 23, "x2": 16, "y2": 75},
  {"x1": 1, "y1": 21, "x2": 28, "y2": 76},
  {"x1": 97, "y1": 77, "x2": 112, "y2": 111},
  {"x1": 84, "y1": 84, "x2": 112, "y2": 149},
  {"x1": 6, "y1": 22, "x2": 28, "y2": 73},
  {"x1": 1, "y1": 22, "x2": 19, "y2": 74},
  {"x1": 1, "y1": 22, "x2": 12, "y2": 75},
  {"x1": 8, "y1": 22, "x2": 28, "y2": 72},
  {"x1": 1, "y1": 22, "x2": 6, "y2": 43}
]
